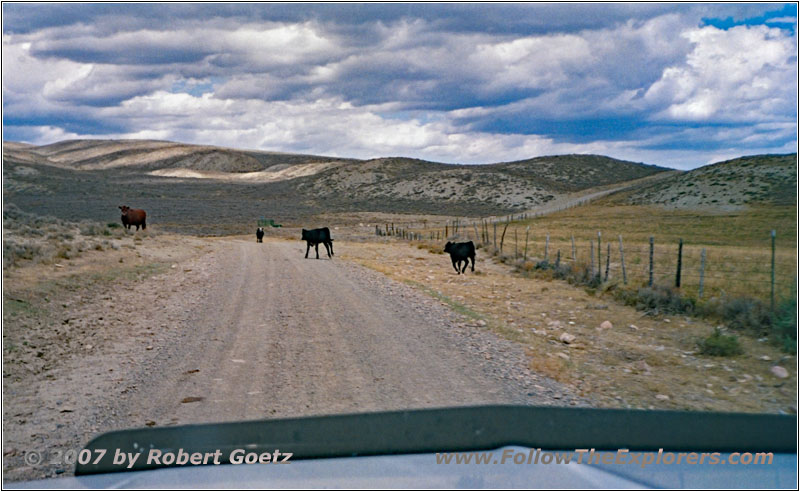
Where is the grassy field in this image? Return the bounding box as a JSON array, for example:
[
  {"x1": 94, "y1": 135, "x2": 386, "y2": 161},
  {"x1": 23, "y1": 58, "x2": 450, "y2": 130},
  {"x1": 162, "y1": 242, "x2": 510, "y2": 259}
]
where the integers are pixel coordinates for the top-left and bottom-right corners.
[{"x1": 403, "y1": 203, "x2": 796, "y2": 304}]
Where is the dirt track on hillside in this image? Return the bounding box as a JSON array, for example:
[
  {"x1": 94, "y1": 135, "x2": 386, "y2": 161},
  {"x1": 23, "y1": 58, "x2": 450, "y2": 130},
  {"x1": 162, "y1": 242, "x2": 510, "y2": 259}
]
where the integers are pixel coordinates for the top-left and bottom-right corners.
[{"x1": 3, "y1": 238, "x2": 581, "y2": 482}]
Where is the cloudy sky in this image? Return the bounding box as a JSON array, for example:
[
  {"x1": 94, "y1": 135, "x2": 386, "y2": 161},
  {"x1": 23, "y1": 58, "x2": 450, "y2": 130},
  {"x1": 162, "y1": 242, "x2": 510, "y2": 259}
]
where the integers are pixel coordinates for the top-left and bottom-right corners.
[{"x1": 2, "y1": 3, "x2": 797, "y2": 169}]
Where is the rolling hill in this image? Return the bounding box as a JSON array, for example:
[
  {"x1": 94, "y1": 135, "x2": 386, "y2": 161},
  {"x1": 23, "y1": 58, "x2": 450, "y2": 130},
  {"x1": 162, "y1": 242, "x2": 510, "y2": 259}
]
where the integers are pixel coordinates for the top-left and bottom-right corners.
[
  {"x1": 623, "y1": 154, "x2": 797, "y2": 209},
  {"x1": 295, "y1": 154, "x2": 669, "y2": 210},
  {"x1": 4, "y1": 138, "x2": 672, "y2": 232},
  {"x1": 3, "y1": 139, "x2": 350, "y2": 172}
]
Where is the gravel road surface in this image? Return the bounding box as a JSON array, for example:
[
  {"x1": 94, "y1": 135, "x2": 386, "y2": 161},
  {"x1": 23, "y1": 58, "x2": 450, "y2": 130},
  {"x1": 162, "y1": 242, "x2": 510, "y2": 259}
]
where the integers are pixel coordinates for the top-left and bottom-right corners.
[{"x1": 4, "y1": 238, "x2": 582, "y2": 481}]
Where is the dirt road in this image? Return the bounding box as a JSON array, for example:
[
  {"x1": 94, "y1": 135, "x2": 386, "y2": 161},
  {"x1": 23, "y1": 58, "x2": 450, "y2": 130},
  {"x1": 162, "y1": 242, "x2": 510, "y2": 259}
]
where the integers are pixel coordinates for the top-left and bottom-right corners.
[
  {"x1": 127, "y1": 239, "x2": 574, "y2": 423},
  {"x1": 4, "y1": 237, "x2": 579, "y2": 481}
]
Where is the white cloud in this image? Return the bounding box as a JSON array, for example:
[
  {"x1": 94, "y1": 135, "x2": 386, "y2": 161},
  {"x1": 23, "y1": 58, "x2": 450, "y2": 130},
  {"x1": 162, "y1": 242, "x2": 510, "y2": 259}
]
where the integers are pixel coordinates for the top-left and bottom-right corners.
[
  {"x1": 2, "y1": 36, "x2": 89, "y2": 107},
  {"x1": 64, "y1": 90, "x2": 628, "y2": 162},
  {"x1": 765, "y1": 16, "x2": 797, "y2": 24},
  {"x1": 2, "y1": 7, "x2": 796, "y2": 169},
  {"x1": 644, "y1": 24, "x2": 797, "y2": 122}
]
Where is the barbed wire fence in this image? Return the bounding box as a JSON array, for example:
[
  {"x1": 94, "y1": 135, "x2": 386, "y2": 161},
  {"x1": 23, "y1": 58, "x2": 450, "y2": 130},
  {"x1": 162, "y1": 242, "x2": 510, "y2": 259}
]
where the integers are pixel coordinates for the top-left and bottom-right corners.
[{"x1": 376, "y1": 218, "x2": 796, "y2": 309}]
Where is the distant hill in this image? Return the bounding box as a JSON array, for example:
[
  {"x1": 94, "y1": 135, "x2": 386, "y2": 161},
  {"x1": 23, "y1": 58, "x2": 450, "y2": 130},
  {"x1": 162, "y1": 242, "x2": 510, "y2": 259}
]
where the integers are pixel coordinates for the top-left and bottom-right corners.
[
  {"x1": 624, "y1": 154, "x2": 797, "y2": 209},
  {"x1": 3, "y1": 139, "x2": 350, "y2": 172},
  {"x1": 296, "y1": 154, "x2": 670, "y2": 210},
  {"x1": 3, "y1": 138, "x2": 673, "y2": 230}
]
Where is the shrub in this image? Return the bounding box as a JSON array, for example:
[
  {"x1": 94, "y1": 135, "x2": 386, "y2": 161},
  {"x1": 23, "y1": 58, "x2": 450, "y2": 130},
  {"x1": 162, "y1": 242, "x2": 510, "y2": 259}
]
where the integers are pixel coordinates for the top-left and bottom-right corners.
[
  {"x1": 715, "y1": 297, "x2": 772, "y2": 336},
  {"x1": 2, "y1": 240, "x2": 42, "y2": 267},
  {"x1": 426, "y1": 245, "x2": 443, "y2": 255},
  {"x1": 47, "y1": 231, "x2": 74, "y2": 241},
  {"x1": 495, "y1": 254, "x2": 513, "y2": 264},
  {"x1": 527, "y1": 259, "x2": 601, "y2": 288},
  {"x1": 56, "y1": 246, "x2": 73, "y2": 259},
  {"x1": 551, "y1": 262, "x2": 575, "y2": 280},
  {"x1": 698, "y1": 328, "x2": 743, "y2": 356},
  {"x1": 79, "y1": 222, "x2": 105, "y2": 236},
  {"x1": 567, "y1": 263, "x2": 603, "y2": 288},
  {"x1": 623, "y1": 284, "x2": 695, "y2": 315}
]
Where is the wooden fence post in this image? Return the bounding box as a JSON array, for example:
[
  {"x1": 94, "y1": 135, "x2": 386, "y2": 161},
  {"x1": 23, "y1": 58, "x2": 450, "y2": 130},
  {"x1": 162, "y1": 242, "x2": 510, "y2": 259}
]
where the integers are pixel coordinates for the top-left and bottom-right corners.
[
  {"x1": 597, "y1": 232, "x2": 602, "y2": 277},
  {"x1": 524, "y1": 226, "x2": 530, "y2": 260},
  {"x1": 649, "y1": 236, "x2": 654, "y2": 287},
  {"x1": 618, "y1": 235, "x2": 627, "y2": 285},
  {"x1": 699, "y1": 248, "x2": 706, "y2": 298},
  {"x1": 499, "y1": 221, "x2": 509, "y2": 253},
  {"x1": 771, "y1": 230, "x2": 776, "y2": 310},
  {"x1": 545, "y1": 234, "x2": 550, "y2": 261},
  {"x1": 604, "y1": 243, "x2": 611, "y2": 281},
  {"x1": 514, "y1": 228, "x2": 518, "y2": 258},
  {"x1": 571, "y1": 235, "x2": 576, "y2": 261},
  {"x1": 676, "y1": 238, "x2": 683, "y2": 288}
]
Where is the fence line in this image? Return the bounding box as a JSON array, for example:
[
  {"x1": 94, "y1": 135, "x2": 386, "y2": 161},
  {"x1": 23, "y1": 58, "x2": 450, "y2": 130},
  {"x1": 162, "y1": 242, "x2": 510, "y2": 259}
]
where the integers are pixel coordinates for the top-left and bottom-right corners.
[{"x1": 375, "y1": 221, "x2": 794, "y2": 307}]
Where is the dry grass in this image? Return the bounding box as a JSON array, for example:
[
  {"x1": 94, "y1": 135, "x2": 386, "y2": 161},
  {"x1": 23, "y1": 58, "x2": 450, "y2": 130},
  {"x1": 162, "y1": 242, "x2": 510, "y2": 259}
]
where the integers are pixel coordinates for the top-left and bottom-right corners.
[
  {"x1": 2, "y1": 204, "x2": 139, "y2": 268},
  {"x1": 402, "y1": 204, "x2": 796, "y2": 303},
  {"x1": 340, "y1": 239, "x2": 796, "y2": 414}
]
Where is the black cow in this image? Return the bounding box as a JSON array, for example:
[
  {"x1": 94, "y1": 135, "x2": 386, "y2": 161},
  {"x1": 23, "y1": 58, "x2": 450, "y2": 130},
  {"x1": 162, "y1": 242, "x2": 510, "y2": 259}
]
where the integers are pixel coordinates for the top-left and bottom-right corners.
[
  {"x1": 256, "y1": 227, "x2": 265, "y2": 243},
  {"x1": 444, "y1": 241, "x2": 476, "y2": 274},
  {"x1": 302, "y1": 227, "x2": 334, "y2": 259}
]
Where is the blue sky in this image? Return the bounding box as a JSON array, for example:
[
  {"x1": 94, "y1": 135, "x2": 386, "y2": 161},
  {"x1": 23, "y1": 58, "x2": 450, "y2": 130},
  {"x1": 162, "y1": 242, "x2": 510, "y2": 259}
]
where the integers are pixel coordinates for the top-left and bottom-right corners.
[{"x1": 2, "y1": 3, "x2": 797, "y2": 169}]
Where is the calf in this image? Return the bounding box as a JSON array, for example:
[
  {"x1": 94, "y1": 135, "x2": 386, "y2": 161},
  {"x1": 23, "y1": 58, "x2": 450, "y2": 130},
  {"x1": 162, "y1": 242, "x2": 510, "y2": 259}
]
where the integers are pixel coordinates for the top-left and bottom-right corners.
[
  {"x1": 256, "y1": 227, "x2": 265, "y2": 243},
  {"x1": 444, "y1": 241, "x2": 476, "y2": 274},
  {"x1": 119, "y1": 205, "x2": 147, "y2": 231},
  {"x1": 301, "y1": 227, "x2": 334, "y2": 259}
]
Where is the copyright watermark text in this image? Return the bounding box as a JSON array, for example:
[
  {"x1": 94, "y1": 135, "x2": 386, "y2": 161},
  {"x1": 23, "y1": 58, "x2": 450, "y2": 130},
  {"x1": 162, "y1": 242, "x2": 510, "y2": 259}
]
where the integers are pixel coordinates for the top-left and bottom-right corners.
[{"x1": 23, "y1": 448, "x2": 292, "y2": 468}]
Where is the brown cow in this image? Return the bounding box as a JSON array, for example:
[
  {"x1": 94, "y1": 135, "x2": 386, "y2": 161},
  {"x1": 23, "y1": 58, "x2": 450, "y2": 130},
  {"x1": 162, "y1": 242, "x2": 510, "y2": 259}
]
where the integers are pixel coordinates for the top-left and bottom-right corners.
[{"x1": 119, "y1": 205, "x2": 147, "y2": 231}]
